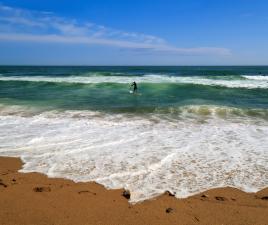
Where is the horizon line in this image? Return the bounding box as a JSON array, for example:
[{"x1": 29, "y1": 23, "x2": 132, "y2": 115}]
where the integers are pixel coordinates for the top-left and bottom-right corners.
[{"x1": 1, "y1": 64, "x2": 268, "y2": 67}]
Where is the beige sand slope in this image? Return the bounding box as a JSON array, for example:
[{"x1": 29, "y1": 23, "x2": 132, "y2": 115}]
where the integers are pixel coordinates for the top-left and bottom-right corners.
[{"x1": 0, "y1": 156, "x2": 268, "y2": 225}]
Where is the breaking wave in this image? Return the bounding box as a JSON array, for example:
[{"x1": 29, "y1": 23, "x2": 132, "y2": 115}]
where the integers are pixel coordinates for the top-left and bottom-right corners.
[
  {"x1": 0, "y1": 74, "x2": 268, "y2": 89},
  {"x1": 0, "y1": 104, "x2": 267, "y2": 202}
]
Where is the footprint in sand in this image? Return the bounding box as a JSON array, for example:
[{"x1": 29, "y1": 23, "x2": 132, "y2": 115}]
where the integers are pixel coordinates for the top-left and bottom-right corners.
[
  {"x1": 0, "y1": 179, "x2": 7, "y2": 188},
  {"x1": 33, "y1": 187, "x2": 51, "y2": 192},
  {"x1": 78, "y1": 190, "x2": 96, "y2": 195},
  {"x1": 261, "y1": 196, "x2": 268, "y2": 200},
  {"x1": 215, "y1": 196, "x2": 226, "y2": 201}
]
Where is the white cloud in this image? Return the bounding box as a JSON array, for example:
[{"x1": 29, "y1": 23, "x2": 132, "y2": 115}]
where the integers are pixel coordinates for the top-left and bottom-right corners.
[
  {"x1": 0, "y1": 16, "x2": 44, "y2": 27},
  {"x1": 0, "y1": 4, "x2": 231, "y2": 56}
]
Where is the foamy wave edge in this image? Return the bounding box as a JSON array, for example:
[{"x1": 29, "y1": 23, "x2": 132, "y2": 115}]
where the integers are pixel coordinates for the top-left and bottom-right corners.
[
  {"x1": 0, "y1": 74, "x2": 268, "y2": 89},
  {"x1": 0, "y1": 103, "x2": 268, "y2": 120},
  {"x1": 0, "y1": 104, "x2": 267, "y2": 203}
]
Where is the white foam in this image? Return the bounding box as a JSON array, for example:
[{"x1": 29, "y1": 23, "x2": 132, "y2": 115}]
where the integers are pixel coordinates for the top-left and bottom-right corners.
[
  {"x1": 0, "y1": 105, "x2": 267, "y2": 202},
  {"x1": 0, "y1": 74, "x2": 268, "y2": 89},
  {"x1": 242, "y1": 75, "x2": 268, "y2": 81}
]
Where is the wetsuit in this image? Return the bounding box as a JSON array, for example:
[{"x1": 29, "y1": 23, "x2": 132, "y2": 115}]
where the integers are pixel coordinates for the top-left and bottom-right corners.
[{"x1": 131, "y1": 82, "x2": 137, "y2": 93}]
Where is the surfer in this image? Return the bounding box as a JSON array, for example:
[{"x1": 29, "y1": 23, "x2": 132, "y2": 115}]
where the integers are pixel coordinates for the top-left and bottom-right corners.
[{"x1": 131, "y1": 81, "x2": 138, "y2": 93}]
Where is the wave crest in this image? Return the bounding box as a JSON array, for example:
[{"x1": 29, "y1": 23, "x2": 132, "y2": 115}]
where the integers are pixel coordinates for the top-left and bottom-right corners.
[{"x1": 0, "y1": 74, "x2": 268, "y2": 89}]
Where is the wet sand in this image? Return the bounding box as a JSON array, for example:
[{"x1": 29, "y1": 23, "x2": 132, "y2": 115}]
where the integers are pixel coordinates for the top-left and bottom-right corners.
[{"x1": 0, "y1": 156, "x2": 267, "y2": 225}]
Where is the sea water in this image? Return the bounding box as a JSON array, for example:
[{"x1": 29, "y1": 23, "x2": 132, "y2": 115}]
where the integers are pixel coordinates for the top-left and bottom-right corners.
[{"x1": 0, "y1": 66, "x2": 267, "y2": 202}]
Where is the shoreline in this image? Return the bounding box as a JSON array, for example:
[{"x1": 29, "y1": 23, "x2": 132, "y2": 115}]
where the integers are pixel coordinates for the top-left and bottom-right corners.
[{"x1": 0, "y1": 156, "x2": 268, "y2": 225}]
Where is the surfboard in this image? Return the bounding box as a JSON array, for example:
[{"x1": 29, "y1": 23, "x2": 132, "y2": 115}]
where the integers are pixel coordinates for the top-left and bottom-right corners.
[{"x1": 129, "y1": 90, "x2": 142, "y2": 95}]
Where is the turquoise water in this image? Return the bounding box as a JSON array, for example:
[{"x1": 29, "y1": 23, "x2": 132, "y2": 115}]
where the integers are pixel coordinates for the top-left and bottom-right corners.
[
  {"x1": 0, "y1": 66, "x2": 268, "y2": 113},
  {"x1": 0, "y1": 66, "x2": 267, "y2": 202}
]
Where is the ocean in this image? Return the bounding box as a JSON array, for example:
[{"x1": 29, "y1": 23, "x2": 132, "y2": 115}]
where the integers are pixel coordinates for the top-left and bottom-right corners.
[{"x1": 0, "y1": 66, "x2": 267, "y2": 202}]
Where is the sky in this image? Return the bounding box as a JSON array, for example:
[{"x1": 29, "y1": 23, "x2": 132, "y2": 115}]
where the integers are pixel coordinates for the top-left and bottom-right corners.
[{"x1": 0, "y1": 0, "x2": 268, "y2": 65}]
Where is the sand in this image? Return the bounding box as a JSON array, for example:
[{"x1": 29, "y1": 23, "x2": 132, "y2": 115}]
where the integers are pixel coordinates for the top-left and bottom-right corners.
[{"x1": 0, "y1": 156, "x2": 267, "y2": 225}]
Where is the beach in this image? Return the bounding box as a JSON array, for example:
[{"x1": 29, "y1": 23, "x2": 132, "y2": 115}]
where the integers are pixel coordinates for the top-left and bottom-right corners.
[
  {"x1": 0, "y1": 156, "x2": 268, "y2": 225},
  {"x1": 1, "y1": 0, "x2": 268, "y2": 223},
  {"x1": 0, "y1": 66, "x2": 268, "y2": 224}
]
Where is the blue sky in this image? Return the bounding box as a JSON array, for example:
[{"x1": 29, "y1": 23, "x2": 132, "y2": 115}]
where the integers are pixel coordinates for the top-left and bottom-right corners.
[{"x1": 0, "y1": 0, "x2": 267, "y2": 65}]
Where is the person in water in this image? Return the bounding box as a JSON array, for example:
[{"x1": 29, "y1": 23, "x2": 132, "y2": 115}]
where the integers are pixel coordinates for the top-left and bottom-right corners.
[{"x1": 131, "y1": 81, "x2": 138, "y2": 93}]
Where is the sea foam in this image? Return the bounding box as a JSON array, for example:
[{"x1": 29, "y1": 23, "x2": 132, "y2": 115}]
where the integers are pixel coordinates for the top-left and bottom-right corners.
[
  {"x1": 0, "y1": 74, "x2": 268, "y2": 89},
  {"x1": 242, "y1": 75, "x2": 268, "y2": 81},
  {"x1": 0, "y1": 105, "x2": 267, "y2": 202}
]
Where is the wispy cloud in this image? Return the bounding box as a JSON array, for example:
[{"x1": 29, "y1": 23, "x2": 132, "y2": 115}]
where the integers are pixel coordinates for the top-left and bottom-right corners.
[{"x1": 0, "y1": 4, "x2": 231, "y2": 56}]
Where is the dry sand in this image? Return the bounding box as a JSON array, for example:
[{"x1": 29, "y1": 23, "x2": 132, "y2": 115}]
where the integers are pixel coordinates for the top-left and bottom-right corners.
[{"x1": 0, "y1": 156, "x2": 267, "y2": 225}]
